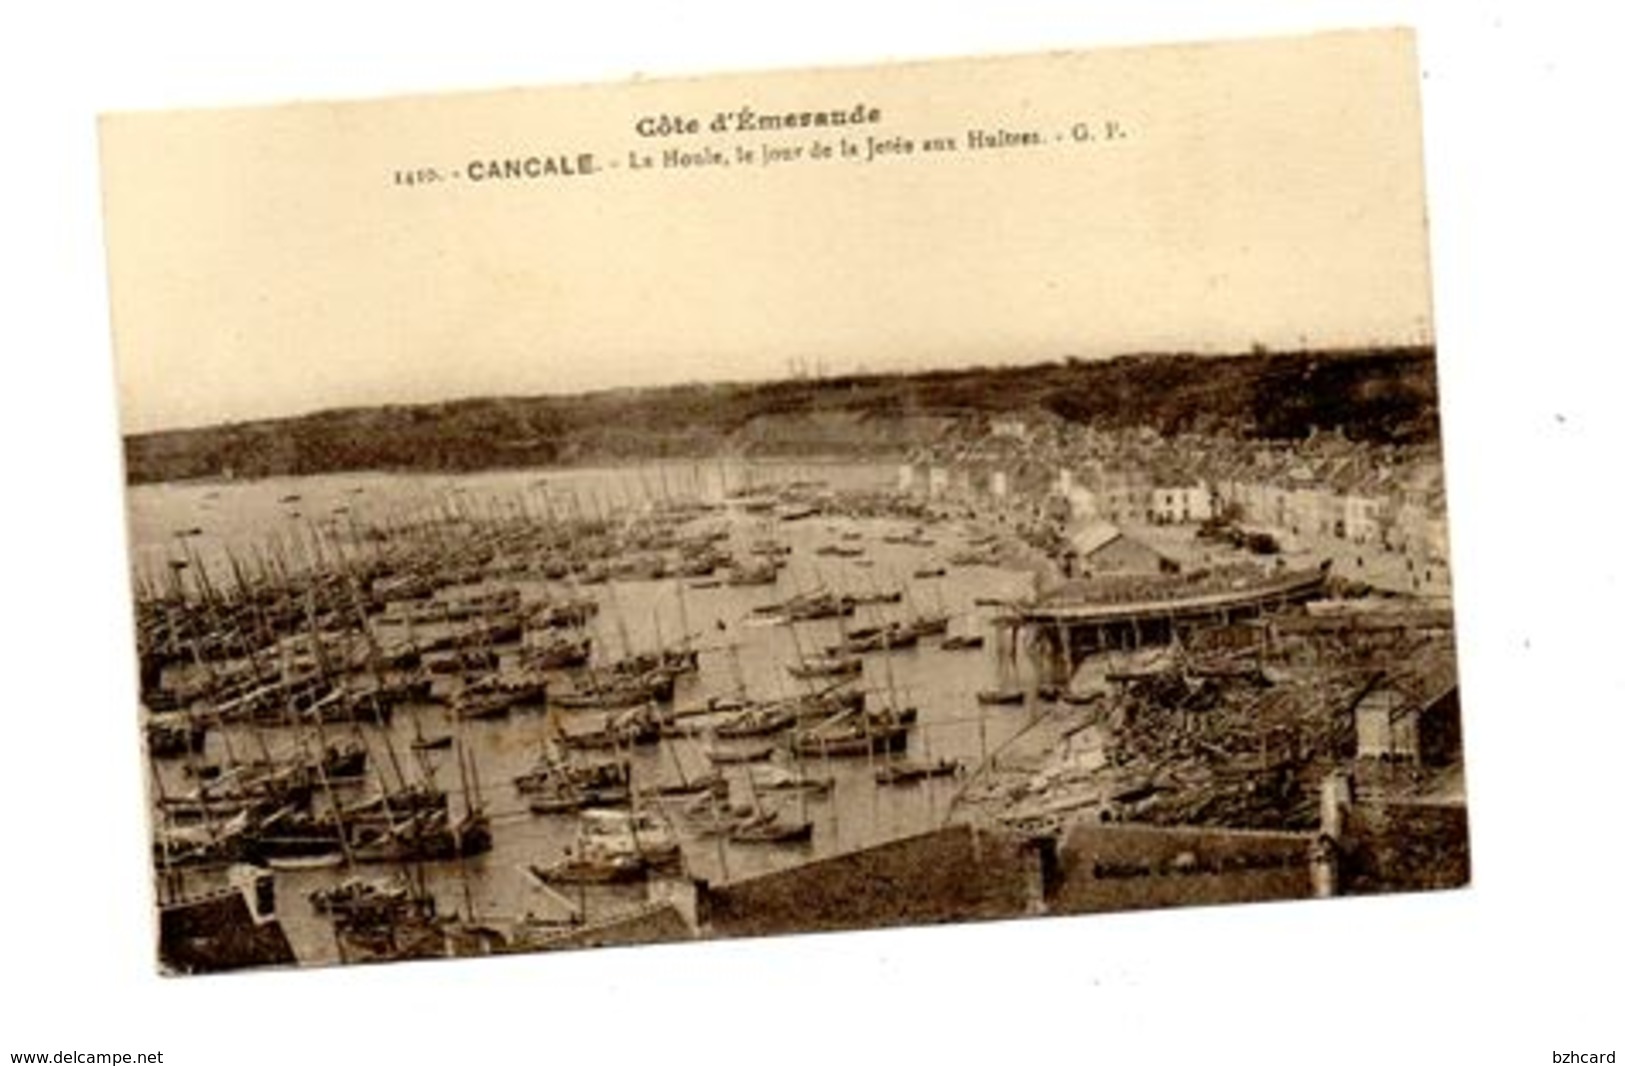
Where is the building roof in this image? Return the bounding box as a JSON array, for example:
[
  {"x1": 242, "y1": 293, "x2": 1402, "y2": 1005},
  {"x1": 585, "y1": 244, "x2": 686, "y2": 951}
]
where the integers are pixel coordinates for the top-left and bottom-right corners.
[
  {"x1": 1070, "y1": 521, "x2": 1127, "y2": 558},
  {"x1": 1357, "y1": 641, "x2": 1459, "y2": 719}
]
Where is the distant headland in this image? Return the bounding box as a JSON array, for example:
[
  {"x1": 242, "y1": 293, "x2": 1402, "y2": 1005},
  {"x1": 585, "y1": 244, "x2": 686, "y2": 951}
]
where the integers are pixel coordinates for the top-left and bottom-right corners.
[{"x1": 121, "y1": 345, "x2": 1440, "y2": 486}]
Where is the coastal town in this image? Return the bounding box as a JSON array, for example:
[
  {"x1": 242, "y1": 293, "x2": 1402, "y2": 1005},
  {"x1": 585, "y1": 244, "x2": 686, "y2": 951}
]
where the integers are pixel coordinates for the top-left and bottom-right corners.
[
  {"x1": 135, "y1": 381, "x2": 1466, "y2": 972},
  {"x1": 902, "y1": 413, "x2": 1451, "y2": 599}
]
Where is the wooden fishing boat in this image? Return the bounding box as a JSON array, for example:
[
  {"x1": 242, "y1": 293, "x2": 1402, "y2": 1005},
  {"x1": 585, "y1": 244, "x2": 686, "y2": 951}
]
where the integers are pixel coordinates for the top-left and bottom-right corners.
[
  {"x1": 527, "y1": 599, "x2": 599, "y2": 630},
  {"x1": 874, "y1": 757, "x2": 962, "y2": 785},
  {"x1": 790, "y1": 715, "x2": 911, "y2": 758},
  {"x1": 265, "y1": 852, "x2": 344, "y2": 871},
  {"x1": 787, "y1": 654, "x2": 862, "y2": 680},
  {"x1": 551, "y1": 670, "x2": 675, "y2": 709},
  {"x1": 516, "y1": 754, "x2": 630, "y2": 812},
  {"x1": 318, "y1": 739, "x2": 368, "y2": 779},
  {"x1": 308, "y1": 875, "x2": 414, "y2": 917},
  {"x1": 748, "y1": 765, "x2": 834, "y2": 795},
  {"x1": 526, "y1": 782, "x2": 632, "y2": 815},
  {"x1": 673, "y1": 556, "x2": 721, "y2": 579},
  {"x1": 658, "y1": 692, "x2": 749, "y2": 735},
  {"x1": 645, "y1": 769, "x2": 726, "y2": 799},
  {"x1": 681, "y1": 799, "x2": 750, "y2": 837},
  {"x1": 424, "y1": 647, "x2": 499, "y2": 676},
  {"x1": 753, "y1": 589, "x2": 856, "y2": 623},
  {"x1": 976, "y1": 687, "x2": 1025, "y2": 706},
  {"x1": 847, "y1": 589, "x2": 902, "y2": 605},
  {"x1": 825, "y1": 623, "x2": 919, "y2": 655},
  {"x1": 1061, "y1": 688, "x2": 1106, "y2": 707},
  {"x1": 792, "y1": 686, "x2": 867, "y2": 717},
  {"x1": 214, "y1": 673, "x2": 339, "y2": 726},
  {"x1": 555, "y1": 727, "x2": 659, "y2": 753},
  {"x1": 576, "y1": 808, "x2": 684, "y2": 869},
  {"x1": 604, "y1": 647, "x2": 699, "y2": 678},
  {"x1": 905, "y1": 613, "x2": 950, "y2": 638},
  {"x1": 941, "y1": 633, "x2": 985, "y2": 651},
  {"x1": 453, "y1": 686, "x2": 515, "y2": 721},
  {"x1": 350, "y1": 671, "x2": 433, "y2": 706},
  {"x1": 246, "y1": 811, "x2": 347, "y2": 863},
  {"x1": 705, "y1": 741, "x2": 776, "y2": 764},
  {"x1": 152, "y1": 811, "x2": 254, "y2": 867},
  {"x1": 713, "y1": 703, "x2": 798, "y2": 739},
  {"x1": 347, "y1": 808, "x2": 492, "y2": 863},
  {"x1": 519, "y1": 633, "x2": 592, "y2": 669},
  {"x1": 472, "y1": 614, "x2": 524, "y2": 646},
  {"x1": 514, "y1": 752, "x2": 629, "y2": 794},
  {"x1": 527, "y1": 852, "x2": 647, "y2": 885},
  {"x1": 458, "y1": 670, "x2": 549, "y2": 719},
  {"x1": 726, "y1": 561, "x2": 780, "y2": 586},
  {"x1": 159, "y1": 775, "x2": 314, "y2": 825},
  {"x1": 343, "y1": 782, "x2": 448, "y2": 821},
  {"x1": 728, "y1": 811, "x2": 813, "y2": 845},
  {"x1": 556, "y1": 708, "x2": 662, "y2": 751}
]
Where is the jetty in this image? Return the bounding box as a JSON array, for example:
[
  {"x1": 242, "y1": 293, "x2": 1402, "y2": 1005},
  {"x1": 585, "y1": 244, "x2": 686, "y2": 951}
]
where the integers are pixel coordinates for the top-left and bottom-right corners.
[{"x1": 996, "y1": 563, "x2": 1330, "y2": 682}]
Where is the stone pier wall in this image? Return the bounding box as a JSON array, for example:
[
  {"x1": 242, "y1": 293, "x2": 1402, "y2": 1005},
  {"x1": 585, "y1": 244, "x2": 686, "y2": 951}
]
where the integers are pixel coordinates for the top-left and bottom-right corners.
[
  {"x1": 704, "y1": 825, "x2": 1037, "y2": 939},
  {"x1": 1049, "y1": 822, "x2": 1316, "y2": 915}
]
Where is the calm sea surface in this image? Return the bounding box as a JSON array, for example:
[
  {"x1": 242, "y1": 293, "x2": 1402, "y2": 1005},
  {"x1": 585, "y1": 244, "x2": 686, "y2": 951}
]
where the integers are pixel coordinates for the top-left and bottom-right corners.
[{"x1": 129, "y1": 460, "x2": 1071, "y2": 964}]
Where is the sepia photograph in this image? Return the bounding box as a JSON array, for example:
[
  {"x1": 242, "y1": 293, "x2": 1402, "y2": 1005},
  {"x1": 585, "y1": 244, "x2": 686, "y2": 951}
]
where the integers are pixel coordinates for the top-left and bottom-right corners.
[
  {"x1": 95, "y1": 27, "x2": 1470, "y2": 977},
  {"x1": 11, "y1": 1, "x2": 1625, "y2": 1060}
]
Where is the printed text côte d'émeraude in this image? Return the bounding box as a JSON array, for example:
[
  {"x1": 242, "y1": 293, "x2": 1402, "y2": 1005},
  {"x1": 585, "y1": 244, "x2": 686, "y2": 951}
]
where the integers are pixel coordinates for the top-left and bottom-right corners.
[{"x1": 633, "y1": 104, "x2": 881, "y2": 138}]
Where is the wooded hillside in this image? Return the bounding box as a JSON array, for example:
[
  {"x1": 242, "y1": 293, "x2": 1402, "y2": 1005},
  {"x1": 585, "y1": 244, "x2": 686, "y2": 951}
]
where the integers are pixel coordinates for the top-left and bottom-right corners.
[{"x1": 122, "y1": 346, "x2": 1440, "y2": 484}]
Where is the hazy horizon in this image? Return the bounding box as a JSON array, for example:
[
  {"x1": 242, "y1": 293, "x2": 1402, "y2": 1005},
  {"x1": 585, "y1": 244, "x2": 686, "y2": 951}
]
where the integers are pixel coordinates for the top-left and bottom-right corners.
[{"x1": 122, "y1": 337, "x2": 1436, "y2": 438}]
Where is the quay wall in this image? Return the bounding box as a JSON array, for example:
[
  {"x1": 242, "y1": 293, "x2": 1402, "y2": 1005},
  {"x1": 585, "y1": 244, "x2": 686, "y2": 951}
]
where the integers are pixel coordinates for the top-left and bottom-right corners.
[
  {"x1": 526, "y1": 902, "x2": 695, "y2": 953},
  {"x1": 1049, "y1": 822, "x2": 1316, "y2": 915},
  {"x1": 703, "y1": 824, "x2": 1037, "y2": 938},
  {"x1": 1338, "y1": 801, "x2": 1470, "y2": 895},
  {"x1": 689, "y1": 805, "x2": 1457, "y2": 941}
]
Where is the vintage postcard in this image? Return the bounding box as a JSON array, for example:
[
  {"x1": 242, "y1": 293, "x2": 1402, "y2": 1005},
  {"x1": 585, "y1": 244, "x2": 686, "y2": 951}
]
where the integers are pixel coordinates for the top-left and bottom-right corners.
[{"x1": 100, "y1": 26, "x2": 1466, "y2": 975}]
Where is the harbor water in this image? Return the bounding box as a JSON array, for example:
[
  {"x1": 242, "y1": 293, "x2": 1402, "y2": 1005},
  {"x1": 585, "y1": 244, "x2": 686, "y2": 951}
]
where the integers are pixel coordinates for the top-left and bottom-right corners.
[{"x1": 130, "y1": 460, "x2": 1075, "y2": 965}]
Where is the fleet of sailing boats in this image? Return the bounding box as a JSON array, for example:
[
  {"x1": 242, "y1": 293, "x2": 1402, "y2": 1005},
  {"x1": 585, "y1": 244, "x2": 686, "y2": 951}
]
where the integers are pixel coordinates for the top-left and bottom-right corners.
[{"x1": 138, "y1": 465, "x2": 1015, "y2": 968}]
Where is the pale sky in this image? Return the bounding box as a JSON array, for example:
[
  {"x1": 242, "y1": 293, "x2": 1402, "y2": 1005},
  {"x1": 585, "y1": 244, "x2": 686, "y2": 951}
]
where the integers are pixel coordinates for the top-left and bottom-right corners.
[{"x1": 100, "y1": 28, "x2": 1432, "y2": 434}]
